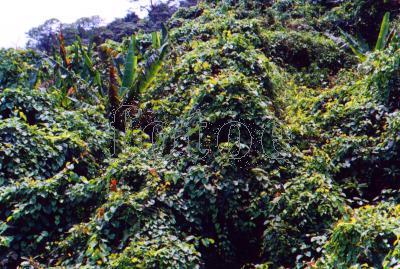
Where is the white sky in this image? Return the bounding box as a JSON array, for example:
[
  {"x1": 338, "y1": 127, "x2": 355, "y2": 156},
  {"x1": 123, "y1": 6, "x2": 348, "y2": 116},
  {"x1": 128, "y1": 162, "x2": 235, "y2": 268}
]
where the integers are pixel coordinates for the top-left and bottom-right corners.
[{"x1": 0, "y1": 0, "x2": 150, "y2": 48}]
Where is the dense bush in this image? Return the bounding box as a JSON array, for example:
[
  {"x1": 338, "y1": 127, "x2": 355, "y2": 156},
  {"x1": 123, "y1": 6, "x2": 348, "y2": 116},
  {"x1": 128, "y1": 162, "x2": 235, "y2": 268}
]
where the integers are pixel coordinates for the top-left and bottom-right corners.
[
  {"x1": 0, "y1": 88, "x2": 112, "y2": 185},
  {"x1": 316, "y1": 203, "x2": 400, "y2": 268},
  {"x1": 0, "y1": 85, "x2": 112, "y2": 267},
  {"x1": 260, "y1": 30, "x2": 355, "y2": 88},
  {"x1": 0, "y1": 169, "x2": 106, "y2": 267},
  {"x1": 0, "y1": 49, "x2": 43, "y2": 89},
  {"x1": 263, "y1": 172, "x2": 346, "y2": 265}
]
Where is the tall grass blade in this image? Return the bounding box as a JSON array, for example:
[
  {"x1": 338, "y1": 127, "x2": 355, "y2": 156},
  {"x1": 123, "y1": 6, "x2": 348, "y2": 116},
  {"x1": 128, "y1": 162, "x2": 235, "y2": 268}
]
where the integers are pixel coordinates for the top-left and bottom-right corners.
[{"x1": 375, "y1": 12, "x2": 390, "y2": 51}]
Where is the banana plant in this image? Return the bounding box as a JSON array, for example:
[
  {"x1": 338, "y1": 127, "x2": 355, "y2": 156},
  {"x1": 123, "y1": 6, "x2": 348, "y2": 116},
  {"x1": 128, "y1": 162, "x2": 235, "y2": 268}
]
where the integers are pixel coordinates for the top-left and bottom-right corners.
[
  {"x1": 340, "y1": 12, "x2": 397, "y2": 62},
  {"x1": 50, "y1": 32, "x2": 106, "y2": 107},
  {"x1": 74, "y1": 36, "x2": 103, "y2": 95},
  {"x1": 108, "y1": 23, "x2": 170, "y2": 130}
]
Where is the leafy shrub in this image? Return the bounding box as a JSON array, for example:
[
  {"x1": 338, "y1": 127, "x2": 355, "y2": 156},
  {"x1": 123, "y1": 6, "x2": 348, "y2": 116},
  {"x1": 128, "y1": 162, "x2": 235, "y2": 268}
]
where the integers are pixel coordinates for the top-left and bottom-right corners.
[
  {"x1": 45, "y1": 146, "x2": 203, "y2": 268},
  {"x1": 0, "y1": 49, "x2": 43, "y2": 89},
  {"x1": 0, "y1": 168, "x2": 106, "y2": 267},
  {"x1": 108, "y1": 221, "x2": 202, "y2": 269},
  {"x1": 0, "y1": 88, "x2": 112, "y2": 184},
  {"x1": 262, "y1": 172, "x2": 346, "y2": 266},
  {"x1": 0, "y1": 88, "x2": 56, "y2": 124},
  {"x1": 260, "y1": 30, "x2": 355, "y2": 88},
  {"x1": 317, "y1": 203, "x2": 400, "y2": 268},
  {"x1": 0, "y1": 86, "x2": 112, "y2": 266},
  {"x1": 321, "y1": 0, "x2": 395, "y2": 45}
]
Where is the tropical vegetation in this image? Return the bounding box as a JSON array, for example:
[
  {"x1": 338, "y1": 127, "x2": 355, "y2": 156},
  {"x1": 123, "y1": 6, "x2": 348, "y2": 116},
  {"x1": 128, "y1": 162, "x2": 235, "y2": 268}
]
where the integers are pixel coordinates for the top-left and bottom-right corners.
[{"x1": 1, "y1": 0, "x2": 400, "y2": 268}]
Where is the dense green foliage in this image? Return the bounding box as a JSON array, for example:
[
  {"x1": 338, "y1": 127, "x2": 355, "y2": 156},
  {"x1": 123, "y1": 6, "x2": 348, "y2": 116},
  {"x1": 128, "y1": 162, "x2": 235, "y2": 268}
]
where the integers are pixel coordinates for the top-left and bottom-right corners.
[{"x1": 1, "y1": 0, "x2": 400, "y2": 268}]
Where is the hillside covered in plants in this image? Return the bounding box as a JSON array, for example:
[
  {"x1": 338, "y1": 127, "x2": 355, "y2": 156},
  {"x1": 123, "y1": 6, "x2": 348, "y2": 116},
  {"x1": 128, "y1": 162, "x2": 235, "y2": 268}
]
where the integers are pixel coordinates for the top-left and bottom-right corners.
[{"x1": 1, "y1": 0, "x2": 400, "y2": 268}]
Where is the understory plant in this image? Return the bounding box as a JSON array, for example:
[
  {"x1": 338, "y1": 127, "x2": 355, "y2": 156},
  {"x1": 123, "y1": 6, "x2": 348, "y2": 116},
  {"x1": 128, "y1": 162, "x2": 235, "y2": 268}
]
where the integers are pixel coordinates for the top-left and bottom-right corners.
[
  {"x1": 107, "y1": 24, "x2": 170, "y2": 130},
  {"x1": 340, "y1": 12, "x2": 399, "y2": 62}
]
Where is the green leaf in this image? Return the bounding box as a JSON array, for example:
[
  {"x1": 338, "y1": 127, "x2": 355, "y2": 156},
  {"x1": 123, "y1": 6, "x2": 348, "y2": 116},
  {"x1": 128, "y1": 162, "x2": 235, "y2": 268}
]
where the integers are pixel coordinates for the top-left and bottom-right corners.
[
  {"x1": 95, "y1": 71, "x2": 102, "y2": 91},
  {"x1": 339, "y1": 28, "x2": 367, "y2": 62},
  {"x1": 139, "y1": 43, "x2": 169, "y2": 93},
  {"x1": 18, "y1": 111, "x2": 27, "y2": 122},
  {"x1": 152, "y1": 32, "x2": 161, "y2": 49},
  {"x1": 121, "y1": 35, "x2": 138, "y2": 96},
  {"x1": 161, "y1": 23, "x2": 168, "y2": 43},
  {"x1": 124, "y1": 27, "x2": 169, "y2": 105},
  {"x1": 0, "y1": 236, "x2": 13, "y2": 247},
  {"x1": 375, "y1": 12, "x2": 390, "y2": 51}
]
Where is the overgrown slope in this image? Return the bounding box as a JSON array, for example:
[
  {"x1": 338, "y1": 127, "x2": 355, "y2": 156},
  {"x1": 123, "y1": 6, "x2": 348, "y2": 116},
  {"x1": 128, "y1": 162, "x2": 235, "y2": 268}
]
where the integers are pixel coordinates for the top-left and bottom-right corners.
[{"x1": 1, "y1": 0, "x2": 400, "y2": 268}]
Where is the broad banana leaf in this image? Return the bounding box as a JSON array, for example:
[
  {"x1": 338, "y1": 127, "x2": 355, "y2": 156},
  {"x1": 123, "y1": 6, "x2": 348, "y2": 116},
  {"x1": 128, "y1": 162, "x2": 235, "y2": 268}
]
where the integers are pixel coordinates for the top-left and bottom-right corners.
[
  {"x1": 121, "y1": 35, "x2": 138, "y2": 96},
  {"x1": 161, "y1": 23, "x2": 168, "y2": 43},
  {"x1": 124, "y1": 41, "x2": 169, "y2": 104},
  {"x1": 152, "y1": 32, "x2": 161, "y2": 49}
]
